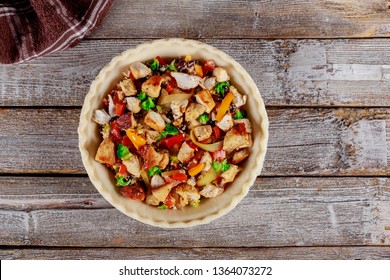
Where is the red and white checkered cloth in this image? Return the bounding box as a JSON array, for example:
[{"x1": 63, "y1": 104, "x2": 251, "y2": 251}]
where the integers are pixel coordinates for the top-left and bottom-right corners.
[{"x1": 0, "y1": 0, "x2": 114, "y2": 64}]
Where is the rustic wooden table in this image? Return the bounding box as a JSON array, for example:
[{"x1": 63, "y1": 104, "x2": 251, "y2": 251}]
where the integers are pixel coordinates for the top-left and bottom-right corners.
[{"x1": 1, "y1": 0, "x2": 390, "y2": 260}]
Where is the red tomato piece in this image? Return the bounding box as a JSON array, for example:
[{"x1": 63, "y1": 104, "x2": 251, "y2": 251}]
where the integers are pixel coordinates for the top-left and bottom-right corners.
[
  {"x1": 121, "y1": 136, "x2": 132, "y2": 147},
  {"x1": 118, "y1": 164, "x2": 127, "y2": 175},
  {"x1": 111, "y1": 121, "x2": 121, "y2": 142},
  {"x1": 164, "y1": 194, "x2": 175, "y2": 208},
  {"x1": 156, "y1": 56, "x2": 167, "y2": 66},
  {"x1": 213, "y1": 126, "x2": 221, "y2": 139},
  {"x1": 115, "y1": 102, "x2": 125, "y2": 116},
  {"x1": 160, "y1": 135, "x2": 186, "y2": 147},
  {"x1": 170, "y1": 173, "x2": 187, "y2": 182},
  {"x1": 165, "y1": 82, "x2": 174, "y2": 93},
  {"x1": 202, "y1": 59, "x2": 216, "y2": 75},
  {"x1": 186, "y1": 140, "x2": 198, "y2": 150}
]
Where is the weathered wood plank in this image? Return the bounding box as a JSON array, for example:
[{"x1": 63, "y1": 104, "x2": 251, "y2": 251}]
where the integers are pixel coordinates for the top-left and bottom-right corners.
[
  {"x1": 1, "y1": 39, "x2": 390, "y2": 107},
  {"x1": 1, "y1": 177, "x2": 389, "y2": 247},
  {"x1": 1, "y1": 246, "x2": 390, "y2": 260},
  {"x1": 90, "y1": 0, "x2": 390, "y2": 39},
  {"x1": 0, "y1": 108, "x2": 389, "y2": 175},
  {"x1": 0, "y1": 177, "x2": 109, "y2": 210}
]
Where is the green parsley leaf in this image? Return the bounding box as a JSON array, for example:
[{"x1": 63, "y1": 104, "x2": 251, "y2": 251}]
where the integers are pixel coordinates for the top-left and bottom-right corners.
[
  {"x1": 148, "y1": 166, "x2": 162, "y2": 177},
  {"x1": 150, "y1": 58, "x2": 159, "y2": 71},
  {"x1": 116, "y1": 144, "x2": 131, "y2": 159},
  {"x1": 141, "y1": 97, "x2": 156, "y2": 110},
  {"x1": 234, "y1": 109, "x2": 244, "y2": 119},
  {"x1": 158, "y1": 205, "x2": 168, "y2": 209},
  {"x1": 116, "y1": 176, "x2": 131, "y2": 187},
  {"x1": 156, "y1": 123, "x2": 179, "y2": 141},
  {"x1": 198, "y1": 113, "x2": 209, "y2": 124},
  {"x1": 215, "y1": 81, "x2": 230, "y2": 96},
  {"x1": 137, "y1": 92, "x2": 147, "y2": 101},
  {"x1": 168, "y1": 59, "x2": 178, "y2": 72},
  {"x1": 212, "y1": 159, "x2": 231, "y2": 173}
]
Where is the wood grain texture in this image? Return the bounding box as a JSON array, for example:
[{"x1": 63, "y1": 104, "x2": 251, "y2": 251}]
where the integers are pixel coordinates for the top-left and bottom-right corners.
[
  {"x1": 1, "y1": 177, "x2": 389, "y2": 247},
  {"x1": 2, "y1": 39, "x2": 390, "y2": 107},
  {"x1": 90, "y1": 0, "x2": 390, "y2": 39},
  {"x1": 1, "y1": 108, "x2": 389, "y2": 175},
  {"x1": 1, "y1": 246, "x2": 390, "y2": 260}
]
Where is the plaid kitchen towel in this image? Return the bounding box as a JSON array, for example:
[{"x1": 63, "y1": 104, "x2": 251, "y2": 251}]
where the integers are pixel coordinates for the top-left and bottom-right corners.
[{"x1": 0, "y1": 0, "x2": 114, "y2": 64}]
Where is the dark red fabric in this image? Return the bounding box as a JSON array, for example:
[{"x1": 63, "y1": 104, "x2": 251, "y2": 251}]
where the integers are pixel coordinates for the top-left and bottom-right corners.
[{"x1": 0, "y1": 0, "x2": 114, "y2": 64}]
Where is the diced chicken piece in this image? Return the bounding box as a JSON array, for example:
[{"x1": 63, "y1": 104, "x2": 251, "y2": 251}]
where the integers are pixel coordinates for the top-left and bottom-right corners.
[
  {"x1": 188, "y1": 119, "x2": 202, "y2": 129},
  {"x1": 145, "y1": 130, "x2": 160, "y2": 144},
  {"x1": 172, "y1": 117, "x2": 183, "y2": 127},
  {"x1": 221, "y1": 165, "x2": 240, "y2": 185},
  {"x1": 200, "y1": 152, "x2": 212, "y2": 172},
  {"x1": 230, "y1": 85, "x2": 247, "y2": 107},
  {"x1": 195, "y1": 89, "x2": 215, "y2": 113},
  {"x1": 122, "y1": 69, "x2": 132, "y2": 78},
  {"x1": 144, "y1": 111, "x2": 165, "y2": 132},
  {"x1": 139, "y1": 145, "x2": 163, "y2": 170},
  {"x1": 187, "y1": 177, "x2": 196, "y2": 187},
  {"x1": 172, "y1": 191, "x2": 188, "y2": 209},
  {"x1": 95, "y1": 138, "x2": 116, "y2": 166},
  {"x1": 119, "y1": 79, "x2": 137, "y2": 96},
  {"x1": 177, "y1": 142, "x2": 195, "y2": 164},
  {"x1": 234, "y1": 118, "x2": 252, "y2": 133},
  {"x1": 185, "y1": 102, "x2": 206, "y2": 122},
  {"x1": 130, "y1": 61, "x2": 152, "y2": 79},
  {"x1": 237, "y1": 133, "x2": 253, "y2": 150},
  {"x1": 200, "y1": 76, "x2": 217, "y2": 90},
  {"x1": 223, "y1": 125, "x2": 253, "y2": 154},
  {"x1": 151, "y1": 174, "x2": 165, "y2": 188},
  {"x1": 170, "y1": 72, "x2": 201, "y2": 90},
  {"x1": 142, "y1": 75, "x2": 163, "y2": 98},
  {"x1": 212, "y1": 67, "x2": 230, "y2": 82},
  {"x1": 232, "y1": 148, "x2": 250, "y2": 164},
  {"x1": 145, "y1": 193, "x2": 160, "y2": 206},
  {"x1": 176, "y1": 184, "x2": 201, "y2": 203},
  {"x1": 151, "y1": 182, "x2": 175, "y2": 202},
  {"x1": 171, "y1": 100, "x2": 189, "y2": 120},
  {"x1": 193, "y1": 125, "x2": 212, "y2": 142},
  {"x1": 125, "y1": 97, "x2": 141, "y2": 113},
  {"x1": 122, "y1": 156, "x2": 141, "y2": 178},
  {"x1": 92, "y1": 109, "x2": 111, "y2": 125},
  {"x1": 216, "y1": 113, "x2": 234, "y2": 132},
  {"x1": 200, "y1": 183, "x2": 224, "y2": 198},
  {"x1": 158, "y1": 150, "x2": 169, "y2": 169},
  {"x1": 114, "y1": 90, "x2": 125, "y2": 102},
  {"x1": 108, "y1": 95, "x2": 116, "y2": 117},
  {"x1": 120, "y1": 183, "x2": 146, "y2": 201}
]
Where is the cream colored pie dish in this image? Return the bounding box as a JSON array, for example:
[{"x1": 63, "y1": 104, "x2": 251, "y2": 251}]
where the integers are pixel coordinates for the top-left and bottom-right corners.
[{"x1": 78, "y1": 38, "x2": 268, "y2": 228}]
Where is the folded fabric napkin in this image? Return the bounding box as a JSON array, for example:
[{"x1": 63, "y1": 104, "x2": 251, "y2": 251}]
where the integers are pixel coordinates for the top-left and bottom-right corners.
[{"x1": 0, "y1": 0, "x2": 113, "y2": 64}]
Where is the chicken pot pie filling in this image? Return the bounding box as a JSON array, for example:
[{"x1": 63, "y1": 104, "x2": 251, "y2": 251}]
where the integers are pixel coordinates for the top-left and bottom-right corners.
[{"x1": 93, "y1": 56, "x2": 253, "y2": 209}]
